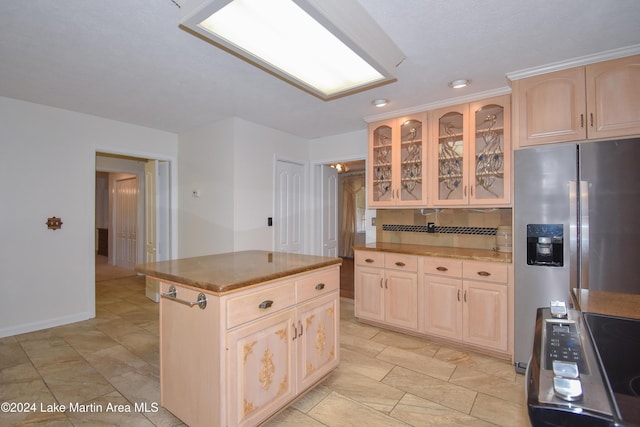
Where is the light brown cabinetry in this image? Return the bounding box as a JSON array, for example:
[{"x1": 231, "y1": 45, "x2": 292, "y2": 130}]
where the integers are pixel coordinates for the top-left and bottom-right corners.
[
  {"x1": 354, "y1": 251, "x2": 418, "y2": 330},
  {"x1": 429, "y1": 95, "x2": 511, "y2": 207},
  {"x1": 421, "y1": 258, "x2": 508, "y2": 353},
  {"x1": 159, "y1": 266, "x2": 340, "y2": 427},
  {"x1": 355, "y1": 250, "x2": 511, "y2": 356},
  {"x1": 512, "y1": 55, "x2": 640, "y2": 147},
  {"x1": 367, "y1": 114, "x2": 428, "y2": 207}
]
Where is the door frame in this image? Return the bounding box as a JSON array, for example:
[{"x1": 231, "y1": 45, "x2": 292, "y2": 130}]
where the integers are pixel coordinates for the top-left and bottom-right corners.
[
  {"x1": 92, "y1": 146, "x2": 177, "y2": 312},
  {"x1": 310, "y1": 156, "x2": 367, "y2": 257}
]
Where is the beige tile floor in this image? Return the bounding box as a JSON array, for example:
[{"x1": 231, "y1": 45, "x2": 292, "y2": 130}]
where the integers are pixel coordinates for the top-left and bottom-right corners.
[{"x1": 1, "y1": 273, "x2": 531, "y2": 427}]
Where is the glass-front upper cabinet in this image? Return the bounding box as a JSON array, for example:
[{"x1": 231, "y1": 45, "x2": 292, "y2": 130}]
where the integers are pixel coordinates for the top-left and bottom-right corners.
[
  {"x1": 430, "y1": 95, "x2": 511, "y2": 207},
  {"x1": 470, "y1": 96, "x2": 510, "y2": 205},
  {"x1": 431, "y1": 104, "x2": 468, "y2": 205},
  {"x1": 368, "y1": 114, "x2": 427, "y2": 207},
  {"x1": 369, "y1": 121, "x2": 394, "y2": 205}
]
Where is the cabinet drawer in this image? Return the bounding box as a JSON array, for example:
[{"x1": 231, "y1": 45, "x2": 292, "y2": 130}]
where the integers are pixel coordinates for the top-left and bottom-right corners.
[
  {"x1": 226, "y1": 282, "x2": 296, "y2": 329},
  {"x1": 384, "y1": 253, "x2": 418, "y2": 271},
  {"x1": 355, "y1": 251, "x2": 384, "y2": 267},
  {"x1": 462, "y1": 261, "x2": 508, "y2": 283},
  {"x1": 297, "y1": 268, "x2": 339, "y2": 303},
  {"x1": 423, "y1": 257, "x2": 463, "y2": 278}
]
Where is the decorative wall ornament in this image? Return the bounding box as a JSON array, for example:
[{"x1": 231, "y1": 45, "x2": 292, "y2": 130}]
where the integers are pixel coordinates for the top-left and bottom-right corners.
[{"x1": 46, "y1": 216, "x2": 63, "y2": 230}]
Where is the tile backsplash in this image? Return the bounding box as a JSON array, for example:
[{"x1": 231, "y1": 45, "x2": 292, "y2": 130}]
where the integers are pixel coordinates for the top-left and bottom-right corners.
[{"x1": 376, "y1": 208, "x2": 512, "y2": 250}]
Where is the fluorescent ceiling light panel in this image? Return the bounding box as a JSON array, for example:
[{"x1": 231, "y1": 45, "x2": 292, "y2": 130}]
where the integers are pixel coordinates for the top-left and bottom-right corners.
[{"x1": 180, "y1": 0, "x2": 405, "y2": 100}]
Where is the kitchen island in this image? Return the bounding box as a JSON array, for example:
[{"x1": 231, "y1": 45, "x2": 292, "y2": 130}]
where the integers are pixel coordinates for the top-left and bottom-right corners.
[{"x1": 136, "y1": 251, "x2": 342, "y2": 427}]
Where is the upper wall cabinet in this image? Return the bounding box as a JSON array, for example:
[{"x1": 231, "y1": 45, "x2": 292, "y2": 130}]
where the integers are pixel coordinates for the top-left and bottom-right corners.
[
  {"x1": 368, "y1": 114, "x2": 427, "y2": 207},
  {"x1": 429, "y1": 95, "x2": 511, "y2": 207},
  {"x1": 512, "y1": 54, "x2": 640, "y2": 148}
]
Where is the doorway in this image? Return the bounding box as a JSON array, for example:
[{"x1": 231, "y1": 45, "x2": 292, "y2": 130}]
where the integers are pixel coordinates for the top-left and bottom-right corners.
[
  {"x1": 320, "y1": 159, "x2": 367, "y2": 299},
  {"x1": 95, "y1": 152, "x2": 172, "y2": 302}
]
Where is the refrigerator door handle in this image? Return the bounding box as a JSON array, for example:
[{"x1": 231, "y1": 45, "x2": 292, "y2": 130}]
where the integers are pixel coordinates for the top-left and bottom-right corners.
[
  {"x1": 569, "y1": 181, "x2": 579, "y2": 292},
  {"x1": 580, "y1": 181, "x2": 590, "y2": 291}
]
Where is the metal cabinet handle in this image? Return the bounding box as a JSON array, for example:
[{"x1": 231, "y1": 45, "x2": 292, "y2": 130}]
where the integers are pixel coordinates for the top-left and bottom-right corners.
[
  {"x1": 464, "y1": 290, "x2": 468, "y2": 302},
  {"x1": 385, "y1": 279, "x2": 388, "y2": 289},
  {"x1": 436, "y1": 266, "x2": 448, "y2": 272},
  {"x1": 258, "y1": 300, "x2": 274, "y2": 309},
  {"x1": 580, "y1": 114, "x2": 584, "y2": 128},
  {"x1": 292, "y1": 323, "x2": 297, "y2": 340},
  {"x1": 395, "y1": 262, "x2": 406, "y2": 267},
  {"x1": 380, "y1": 278, "x2": 383, "y2": 288},
  {"x1": 161, "y1": 285, "x2": 207, "y2": 310},
  {"x1": 590, "y1": 113, "x2": 594, "y2": 127},
  {"x1": 315, "y1": 283, "x2": 325, "y2": 291},
  {"x1": 365, "y1": 258, "x2": 375, "y2": 263},
  {"x1": 457, "y1": 289, "x2": 461, "y2": 301},
  {"x1": 298, "y1": 320, "x2": 303, "y2": 338},
  {"x1": 477, "y1": 271, "x2": 491, "y2": 277}
]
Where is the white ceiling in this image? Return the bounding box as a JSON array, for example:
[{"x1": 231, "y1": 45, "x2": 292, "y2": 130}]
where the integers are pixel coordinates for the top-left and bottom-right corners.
[{"x1": 1, "y1": 0, "x2": 639, "y2": 140}]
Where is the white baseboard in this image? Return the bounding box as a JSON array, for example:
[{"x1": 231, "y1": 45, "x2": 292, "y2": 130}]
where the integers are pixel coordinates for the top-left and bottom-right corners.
[{"x1": 0, "y1": 312, "x2": 94, "y2": 339}]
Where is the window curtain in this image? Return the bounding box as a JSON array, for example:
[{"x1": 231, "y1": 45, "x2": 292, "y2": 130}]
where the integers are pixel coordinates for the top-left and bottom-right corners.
[{"x1": 340, "y1": 173, "x2": 365, "y2": 257}]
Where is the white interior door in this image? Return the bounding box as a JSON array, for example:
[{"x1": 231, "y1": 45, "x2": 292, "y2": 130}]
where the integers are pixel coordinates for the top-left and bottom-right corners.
[
  {"x1": 114, "y1": 177, "x2": 137, "y2": 269},
  {"x1": 275, "y1": 160, "x2": 304, "y2": 253},
  {"x1": 321, "y1": 165, "x2": 338, "y2": 257}
]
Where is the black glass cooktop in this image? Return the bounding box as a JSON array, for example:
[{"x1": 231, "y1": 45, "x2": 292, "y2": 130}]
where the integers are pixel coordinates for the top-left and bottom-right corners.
[{"x1": 584, "y1": 313, "x2": 640, "y2": 426}]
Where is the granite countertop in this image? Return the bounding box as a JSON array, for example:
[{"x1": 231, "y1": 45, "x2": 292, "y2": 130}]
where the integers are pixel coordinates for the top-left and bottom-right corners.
[
  {"x1": 353, "y1": 242, "x2": 512, "y2": 263},
  {"x1": 136, "y1": 250, "x2": 342, "y2": 294},
  {"x1": 572, "y1": 288, "x2": 640, "y2": 320}
]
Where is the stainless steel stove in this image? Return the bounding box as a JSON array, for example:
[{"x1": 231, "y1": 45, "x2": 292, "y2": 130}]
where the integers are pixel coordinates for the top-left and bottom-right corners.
[
  {"x1": 527, "y1": 307, "x2": 615, "y2": 426},
  {"x1": 527, "y1": 306, "x2": 640, "y2": 426}
]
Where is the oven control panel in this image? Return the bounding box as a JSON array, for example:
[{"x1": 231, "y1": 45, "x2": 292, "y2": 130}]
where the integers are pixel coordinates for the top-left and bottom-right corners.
[
  {"x1": 545, "y1": 320, "x2": 588, "y2": 373},
  {"x1": 528, "y1": 307, "x2": 613, "y2": 421}
]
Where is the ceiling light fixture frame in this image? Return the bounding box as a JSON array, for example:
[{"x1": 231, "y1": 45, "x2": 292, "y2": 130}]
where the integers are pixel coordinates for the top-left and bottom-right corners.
[{"x1": 180, "y1": 0, "x2": 405, "y2": 100}]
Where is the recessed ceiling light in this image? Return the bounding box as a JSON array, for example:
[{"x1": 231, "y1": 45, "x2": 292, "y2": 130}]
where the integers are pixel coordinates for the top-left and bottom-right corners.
[
  {"x1": 448, "y1": 79, "x2": 471, "y2": 89},
  {"x1": 372, "y1": 99, "x2": 389, "y2": 107}
]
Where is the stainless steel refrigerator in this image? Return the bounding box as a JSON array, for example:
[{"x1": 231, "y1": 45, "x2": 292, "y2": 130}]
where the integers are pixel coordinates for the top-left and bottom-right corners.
[{"x1": 514, "y1": 138, "x2": 640, "y2": 373}]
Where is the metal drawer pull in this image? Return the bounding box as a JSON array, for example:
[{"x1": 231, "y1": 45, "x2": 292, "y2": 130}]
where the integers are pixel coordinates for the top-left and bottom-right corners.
[
  {"x1": 457, "y1": 289, "x2": 461, "y2": 301},
  {"x1": 395, "y1": 262, "x2": 406, "y2": 267},
  {"x1": 258, "y1": 300, "x2": 274, "y2": 309},
  {"x1": 315, "y1": 283, "x2": 325, "y2": 291},
  {"x1": 477, "y1": 271, "x2": 491, "y2": 277},
  {"x1": 161, "y1": 285, "x2": 207, "y2": 310},
  {"x1": 436, "y1": 266, "x2": 448, "y2": 272},
  {"x1": 365, "y1": 258, "x2": 375, "y2": 263}
]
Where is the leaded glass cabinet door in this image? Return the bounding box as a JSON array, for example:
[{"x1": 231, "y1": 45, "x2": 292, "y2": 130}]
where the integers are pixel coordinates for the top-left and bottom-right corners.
[
  {"x1": 470, "y1": 95, "x2": 511, "y2": 205},
  {"x1": 432, "y1": 105, "x2": 468, "y2": 205},
  {"x1": 368, "y1": 120, "x2": 394, "y2": 206},
  {"x1": 398, "y1": 116, "x2": 427, "y2": 205}
]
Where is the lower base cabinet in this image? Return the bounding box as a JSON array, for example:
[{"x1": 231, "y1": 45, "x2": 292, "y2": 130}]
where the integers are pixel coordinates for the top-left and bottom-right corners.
[
  {"x1": 159, "y1": 266, "x2": 340, "y2": 427},
  {"x1": 355, "y1": 251, "x2": 511, "y2": 356},
  {"x1": 354, "y1": 251, "x2": 418, "y2": 331}
]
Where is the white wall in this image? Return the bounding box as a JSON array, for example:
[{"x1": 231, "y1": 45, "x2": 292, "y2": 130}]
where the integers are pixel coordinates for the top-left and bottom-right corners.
[
  {"x1": 178, "y1": 118, "x2": 236, "y2": 257},
  {"x1": 0, "y1": 96, "x2": 178, "y2": 338},
  {"x1": 233, "y1": 118, "x2": 308, "y2": 251},
  {"x1": 177, "y1": 117, "x2": 308, "y2": 256}
]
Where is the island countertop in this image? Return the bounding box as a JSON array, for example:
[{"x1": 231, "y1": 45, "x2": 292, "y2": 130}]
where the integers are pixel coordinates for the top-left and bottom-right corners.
[
  {"x1": 136, "y1": 250, "x2": 342, "y2": 294},
  {"x1": 353, "y1": 242, "x2": 512, "y2": 263}
]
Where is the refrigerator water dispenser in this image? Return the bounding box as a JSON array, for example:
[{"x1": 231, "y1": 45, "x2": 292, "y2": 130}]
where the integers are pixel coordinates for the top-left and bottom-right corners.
[{"x1": 526, "y1": 224, "x2": 563, "y2": 266}]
